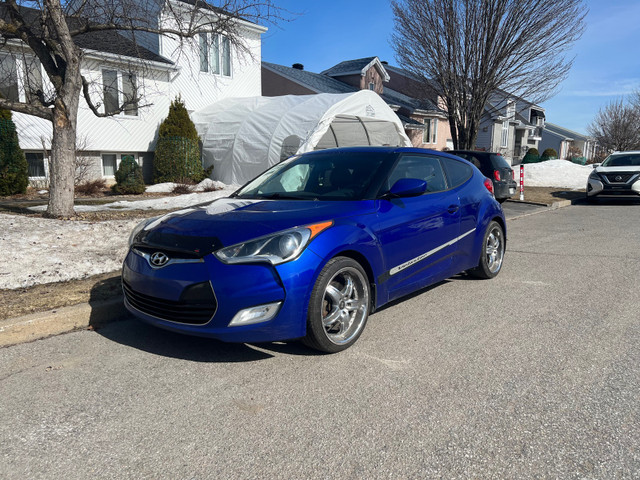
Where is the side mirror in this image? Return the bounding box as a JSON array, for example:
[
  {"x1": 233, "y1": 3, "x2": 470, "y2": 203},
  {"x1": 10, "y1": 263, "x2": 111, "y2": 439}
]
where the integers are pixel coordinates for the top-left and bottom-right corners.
[
  {"x1": 387, "y1": 178, "x2": 427, "y2": 198},
  {"x1": 592, "y1": 163, "x2": 601, "y2": 169}
]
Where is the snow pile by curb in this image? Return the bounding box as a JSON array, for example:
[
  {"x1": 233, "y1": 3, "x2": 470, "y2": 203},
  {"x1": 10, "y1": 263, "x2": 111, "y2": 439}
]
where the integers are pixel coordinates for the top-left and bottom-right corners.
[
  {"x1": 29, "y1": 183, "x2": 238, "y2": 212},
  {"x1": 0, "y1": 214, "x2": 141, "y2": 289},
  {"x1": 521, "y1": 160, "x2": 591, "y2": 189}
]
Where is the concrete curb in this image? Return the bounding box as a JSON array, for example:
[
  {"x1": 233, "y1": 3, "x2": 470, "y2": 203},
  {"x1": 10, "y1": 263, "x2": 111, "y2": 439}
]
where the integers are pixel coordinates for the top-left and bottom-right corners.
[
  {"x1": 0, "y1": 198, "x2": 581, "y2": 349},
  {"x1": 0, "y1": 296, "x2": 128, "y2": 348}
]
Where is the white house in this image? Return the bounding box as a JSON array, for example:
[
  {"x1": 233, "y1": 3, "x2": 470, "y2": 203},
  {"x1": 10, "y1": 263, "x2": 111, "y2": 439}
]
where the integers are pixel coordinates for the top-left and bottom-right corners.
[{"x1": 0, "y1": 0, "x2": 266, "y2": 184}]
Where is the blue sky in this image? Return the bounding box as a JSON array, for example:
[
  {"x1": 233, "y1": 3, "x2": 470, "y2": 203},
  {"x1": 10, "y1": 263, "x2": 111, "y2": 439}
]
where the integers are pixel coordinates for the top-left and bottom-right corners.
[{"x1": 261, "y1": 0, "x2": 640, "y2": 134}]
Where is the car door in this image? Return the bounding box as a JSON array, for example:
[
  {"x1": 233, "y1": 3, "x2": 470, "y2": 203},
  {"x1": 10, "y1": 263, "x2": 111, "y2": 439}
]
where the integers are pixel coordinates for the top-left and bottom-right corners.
[{"x1": 372, "y1": 153, "x2": 461, "y2": 302}]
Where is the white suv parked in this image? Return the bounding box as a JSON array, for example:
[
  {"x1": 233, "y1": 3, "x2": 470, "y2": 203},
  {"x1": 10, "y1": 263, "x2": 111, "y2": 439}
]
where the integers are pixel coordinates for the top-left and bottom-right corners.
[{"x1": 586, "y1": 151, "x2": 640, "y2": 201}]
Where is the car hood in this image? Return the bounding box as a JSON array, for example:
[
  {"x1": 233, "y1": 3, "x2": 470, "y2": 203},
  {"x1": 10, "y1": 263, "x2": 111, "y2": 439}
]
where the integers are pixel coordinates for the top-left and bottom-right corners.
[{"x1": 136, "y1": 197, "x2": 376, "y2": 255}]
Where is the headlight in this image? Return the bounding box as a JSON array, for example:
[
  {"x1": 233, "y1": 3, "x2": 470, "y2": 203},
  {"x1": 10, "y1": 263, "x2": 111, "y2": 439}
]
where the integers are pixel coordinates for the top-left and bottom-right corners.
[
  {"x1": 215, "y1": 221, "x2": 333, "y2": 265},
  {"x1": 128, "y1": 217, "x2": 158, "y2": 246},
  {"x1": 589, "y1": 171, "x2": 601, "y2": 180}
]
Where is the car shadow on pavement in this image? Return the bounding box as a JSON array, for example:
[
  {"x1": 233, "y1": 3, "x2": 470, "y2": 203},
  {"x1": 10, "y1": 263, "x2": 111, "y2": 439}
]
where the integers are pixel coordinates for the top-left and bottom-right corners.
[
  {"x1": 87, "y1": 277, "x2": 319, "y2": 361},
  {"x1": 574, "y1": 196, "x2": 640, "y2": 206}
]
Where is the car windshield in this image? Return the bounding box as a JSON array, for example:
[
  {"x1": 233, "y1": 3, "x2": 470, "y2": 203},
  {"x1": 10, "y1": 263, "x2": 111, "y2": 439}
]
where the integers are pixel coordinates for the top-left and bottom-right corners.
[
  {"x1": 234, "y1": 151, "x2": 388, "y2": 200},
  {"x1": 602, "y1": 154, "x2": 640, "y2": 167}
]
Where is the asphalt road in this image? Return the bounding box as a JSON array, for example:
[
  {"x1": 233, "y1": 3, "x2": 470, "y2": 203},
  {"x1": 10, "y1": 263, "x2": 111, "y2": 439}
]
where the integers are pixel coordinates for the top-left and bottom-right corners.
[{"x1": 1, "y1": 201, "x2": 639, "y2": 479}]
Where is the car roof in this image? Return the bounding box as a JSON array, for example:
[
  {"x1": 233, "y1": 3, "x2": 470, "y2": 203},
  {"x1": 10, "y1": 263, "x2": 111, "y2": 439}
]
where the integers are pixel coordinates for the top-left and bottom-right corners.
[{"x1": 302, "y1": 146, "x2": 446, "y2": 156}]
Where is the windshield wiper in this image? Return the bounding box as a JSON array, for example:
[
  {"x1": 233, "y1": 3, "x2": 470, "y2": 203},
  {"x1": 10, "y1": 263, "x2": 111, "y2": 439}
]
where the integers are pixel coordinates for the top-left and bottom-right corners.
[{"x1": 256, "y1": 193, "x2": 310, "y2": 200}]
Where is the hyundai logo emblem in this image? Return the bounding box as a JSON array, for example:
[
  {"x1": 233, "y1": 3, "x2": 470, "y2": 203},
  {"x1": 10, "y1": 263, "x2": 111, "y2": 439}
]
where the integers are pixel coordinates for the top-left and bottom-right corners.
[{"x1": 149, "y1": 252, "x2": 170, "y2": 267}]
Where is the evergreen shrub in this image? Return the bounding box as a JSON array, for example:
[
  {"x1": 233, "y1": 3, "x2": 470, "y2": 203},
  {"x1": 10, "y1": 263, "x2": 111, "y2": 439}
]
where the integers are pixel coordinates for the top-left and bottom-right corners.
[
  {"x1": 540, "y1": 148, "x2": 558, "y2": 161},
  {"x1": 521, "y1": 147, "x2": 540, "y2": 164},
  {"x1": 112, "y1": 156, "x2": 145, "y2": 194},
  {"x1": 154, "y1": 97, "x2": 209, "y2": 183},
  {"x1": 0, "y1": 107, "x2": 29, "y2": 196}
]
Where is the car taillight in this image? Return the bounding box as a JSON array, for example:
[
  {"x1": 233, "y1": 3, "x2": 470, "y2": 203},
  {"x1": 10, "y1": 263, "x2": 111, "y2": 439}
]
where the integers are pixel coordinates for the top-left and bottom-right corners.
[
  {"x1": 484, "y1": 178, "x2": 494, "y2": 195},
  {"x1": 493, "y1": 170, "x2": 501, "y2": 181},
  {"x1": 511, "y1": 170, "x2": 515, "y2": 180}
]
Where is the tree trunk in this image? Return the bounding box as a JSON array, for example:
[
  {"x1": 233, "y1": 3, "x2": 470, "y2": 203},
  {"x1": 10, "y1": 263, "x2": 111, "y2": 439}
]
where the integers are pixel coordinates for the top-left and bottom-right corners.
[{"x1": 45, "y1": 66, "x2": 81, "y2": 218}]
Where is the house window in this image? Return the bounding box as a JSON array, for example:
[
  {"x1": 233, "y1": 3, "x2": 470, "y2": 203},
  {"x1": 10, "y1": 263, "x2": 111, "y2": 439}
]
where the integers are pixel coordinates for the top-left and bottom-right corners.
[
  {"x1": 422, "y1": 118, "x2": 438, "y2": 144},
  {"x1": 24, "y1": 58, "x2": 43, "y2": 104},
  {"x1": 102, "y1": 70, "x2": 119, "y2": 114},
  {"x1": 0, "y1": 54, "x2": 19, "y2": 102},
  {"x1": 221, "y1": 36, "x2": 230, "y2": 76},
  {"x1": 199, "y1": 33, "x2": 231, "y2": 77},
  {"x1": 26, "y1": 152, "x2": 46, "y2": 177},
  {"x1": 506, "y1": 100, "x2": 515, "y2": 119},
  {"x1": 501, "y1": 120, "x2": 509, "y2": 148},
  {"x1": 102, "y1": 70, "x2": 138, "y2": 116},
  {"x1": 369, "y1": 82, "x2": 375, "y2": 91},
  {"x1": 199, "y1": 34, "x2": 209, "y2": 72},
  {"x1": 102, "y1": 153, "x2": 137, "y2": 176},
  {"x1": 122, "y1": 73, "x2": 138, "y2": 116}
]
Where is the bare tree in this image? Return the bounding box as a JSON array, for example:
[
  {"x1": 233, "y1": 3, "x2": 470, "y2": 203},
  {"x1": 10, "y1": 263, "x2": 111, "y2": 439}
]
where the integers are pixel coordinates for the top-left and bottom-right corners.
[
  {"x1": 391, "y1": 0, "x2": 587, "y2": 150},
  {"x1": 588, "y1": 98, "x2": 640, "y2": 153},
  {"x1": 0, "y1": 0, "x2": 282, "y2": 217}
]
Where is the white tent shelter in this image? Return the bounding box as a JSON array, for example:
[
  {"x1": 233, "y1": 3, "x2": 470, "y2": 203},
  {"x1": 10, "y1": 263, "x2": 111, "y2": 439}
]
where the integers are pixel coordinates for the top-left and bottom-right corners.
[{"x1": 192, "y1": 90, "x2": 411, "y2": 185}]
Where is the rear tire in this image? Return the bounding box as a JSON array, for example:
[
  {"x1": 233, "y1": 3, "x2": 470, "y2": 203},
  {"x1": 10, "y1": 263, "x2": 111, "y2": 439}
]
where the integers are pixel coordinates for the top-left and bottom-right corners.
[
  {"x1": 469, "y1": 221, "x2": 505, "y2": 279},
  {"x1": 302, "y1": 257, "x2": 371, "y2": 353}
]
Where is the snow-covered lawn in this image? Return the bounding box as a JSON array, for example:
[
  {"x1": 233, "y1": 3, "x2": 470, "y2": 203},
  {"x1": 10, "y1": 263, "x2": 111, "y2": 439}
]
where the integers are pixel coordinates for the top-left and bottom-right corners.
[{"x1": 0, "y1": 160, "x2": 589, "y2": 290}]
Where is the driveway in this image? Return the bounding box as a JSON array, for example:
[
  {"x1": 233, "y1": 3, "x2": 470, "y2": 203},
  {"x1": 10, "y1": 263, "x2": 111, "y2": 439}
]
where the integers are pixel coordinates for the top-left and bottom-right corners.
[{"x1": 1, "y1": 203, "x2": 638, "y2": 479}]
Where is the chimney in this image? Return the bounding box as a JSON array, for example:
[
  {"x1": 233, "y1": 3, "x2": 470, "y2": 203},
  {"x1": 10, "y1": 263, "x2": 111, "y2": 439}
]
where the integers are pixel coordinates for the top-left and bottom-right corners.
[{"x1": 292, "y1": 63, "x2": 304, "y2": 70}]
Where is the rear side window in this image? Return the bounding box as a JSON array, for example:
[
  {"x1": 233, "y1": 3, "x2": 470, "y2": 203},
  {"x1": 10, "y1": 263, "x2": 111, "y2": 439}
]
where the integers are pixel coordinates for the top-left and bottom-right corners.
[
  {"x1": 387, "y1": 154, "x2": 448, "y2": 193},
  {"x1": 442, "y1": 158, "x2": 473, "y2": 188},
  {"x1": 490, "y1": 154, "x2": 512, "y2": 169}
]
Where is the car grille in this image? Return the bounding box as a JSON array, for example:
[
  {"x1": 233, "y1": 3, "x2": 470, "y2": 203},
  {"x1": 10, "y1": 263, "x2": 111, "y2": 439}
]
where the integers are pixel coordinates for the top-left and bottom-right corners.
[
  {"x1": 602, "y1": 173, "x2": 636, "y2": 184},
  {"x1": 123, "y1": 280, "x2": 217, "y2": 325}
]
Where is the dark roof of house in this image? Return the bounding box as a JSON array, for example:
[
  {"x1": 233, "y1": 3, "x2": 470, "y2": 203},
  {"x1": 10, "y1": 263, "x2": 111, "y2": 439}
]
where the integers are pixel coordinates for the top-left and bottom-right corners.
[
  {"x1": 76, "y1": 31, "x2": 173, "y2": 65},
  {"x1": 0, "y1": 4, "x2": 173, "y2": 65},
  {"x1": 321, "y1": 57, "x2": 378, "y2": 76},
  {"x1": 383, "y1": 64, "x2": 421, "y2": 82},
  {"x1": 544, "y1": 122, "x2": 589, "y2": 140},
  {"x1": 262, "y1": 62, "x2": 357, "y2": 94},
  {"x1": 265, "y1": 61, "x2": 445, "y2": 117},
  {"x1": 396, "y1": 113, "x2": 425, "y2": 129},
  {"x1": 381, "y1": 87, "x2": 440, "y2": 113}
]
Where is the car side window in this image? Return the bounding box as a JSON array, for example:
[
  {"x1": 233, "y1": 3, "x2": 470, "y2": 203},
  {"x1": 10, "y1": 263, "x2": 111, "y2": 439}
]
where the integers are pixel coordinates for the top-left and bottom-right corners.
[
  {"x1": 442, "y1": 158, "x2": 473, "y2": 188},
  {"x1": 386, "y1": 155, "x2": 448, "y2": 193}
]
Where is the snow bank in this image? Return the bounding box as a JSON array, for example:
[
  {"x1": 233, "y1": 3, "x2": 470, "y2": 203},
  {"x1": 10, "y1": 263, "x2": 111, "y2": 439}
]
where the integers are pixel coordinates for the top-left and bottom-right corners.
[
  {"x1": 29, "y1": 184, "x2": 238, "y2": 212},
  {"x1": 521, "y1": 160, "x2": 591, "y2": 190},
  {"x1": 0, "y1": 214, "x2": 140, "y2": 289},
  {"x1": 145, "y1": 179, "x2": 229, "y2": 193}
]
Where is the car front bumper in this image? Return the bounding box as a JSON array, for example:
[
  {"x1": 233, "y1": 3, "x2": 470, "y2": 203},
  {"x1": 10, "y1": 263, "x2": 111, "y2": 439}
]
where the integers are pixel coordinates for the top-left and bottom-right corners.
[
  {"x1": 122, "y1": 247, "x2": 323, "y2": 343},
  {"x1": 586, "y1": 177, "x2": 640, "y2": 197}
]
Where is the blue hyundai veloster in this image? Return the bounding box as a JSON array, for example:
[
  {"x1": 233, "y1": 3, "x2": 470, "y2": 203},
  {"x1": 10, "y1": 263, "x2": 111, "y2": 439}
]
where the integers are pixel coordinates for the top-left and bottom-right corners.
[{"x1": 123, "y1": 147, "x2": 506, "y2": 352}]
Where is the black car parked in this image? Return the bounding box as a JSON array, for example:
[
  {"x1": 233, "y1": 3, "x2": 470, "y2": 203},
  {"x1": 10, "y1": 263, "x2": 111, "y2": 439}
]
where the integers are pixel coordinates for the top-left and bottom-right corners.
[{"x1": 448, "y1": 151, "x2": 517, "y2": 203}]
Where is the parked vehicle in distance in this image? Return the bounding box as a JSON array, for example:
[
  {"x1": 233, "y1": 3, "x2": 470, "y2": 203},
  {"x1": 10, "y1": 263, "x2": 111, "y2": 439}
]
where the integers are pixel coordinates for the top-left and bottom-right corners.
[
  {"x1": 586, "y1": 151, "x2": 640, "y2": 201},
  {"x1": 122, "y1": 147, "x2": 506, "y2": 353},
  {"x1": 448, "y1": 150, "x2": 517, "y2": 203}
]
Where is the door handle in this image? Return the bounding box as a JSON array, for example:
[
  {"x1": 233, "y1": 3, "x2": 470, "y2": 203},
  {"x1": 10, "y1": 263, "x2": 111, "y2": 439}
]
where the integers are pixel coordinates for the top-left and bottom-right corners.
[{"x1": 448, "y1": 204, "x2": 459, "y2": 214}]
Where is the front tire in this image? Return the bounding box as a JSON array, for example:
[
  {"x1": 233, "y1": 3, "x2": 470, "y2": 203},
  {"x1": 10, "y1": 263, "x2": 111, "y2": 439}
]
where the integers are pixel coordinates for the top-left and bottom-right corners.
[
  {"x1": 302, "y1": 257, "x2": 371, "y2": 353},
  {"x1": 469, "y1": 221, "x2": 505, "y2": 279}
]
